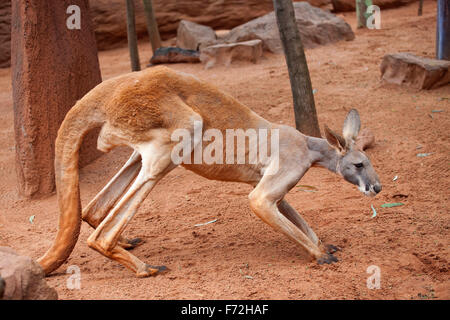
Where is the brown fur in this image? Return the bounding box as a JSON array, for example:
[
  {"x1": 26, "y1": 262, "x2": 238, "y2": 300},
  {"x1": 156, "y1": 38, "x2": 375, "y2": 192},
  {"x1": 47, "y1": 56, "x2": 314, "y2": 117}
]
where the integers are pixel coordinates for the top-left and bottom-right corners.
[{"x1": 38, "y1": 66, "x2": 380, "y2": 277}]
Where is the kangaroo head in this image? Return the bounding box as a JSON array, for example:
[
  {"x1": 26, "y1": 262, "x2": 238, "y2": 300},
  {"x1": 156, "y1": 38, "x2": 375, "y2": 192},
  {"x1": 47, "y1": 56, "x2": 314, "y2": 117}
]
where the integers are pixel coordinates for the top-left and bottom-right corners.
[{"x1": 324, "y1": 109, "x2": 381, "y2": 197}]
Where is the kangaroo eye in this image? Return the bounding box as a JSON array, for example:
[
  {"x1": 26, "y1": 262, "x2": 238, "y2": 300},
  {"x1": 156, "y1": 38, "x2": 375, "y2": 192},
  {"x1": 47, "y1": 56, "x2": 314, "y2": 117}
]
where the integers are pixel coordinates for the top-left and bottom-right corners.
[{"x1": 354, "y1": 163, "x2": 364, "y2": 168}]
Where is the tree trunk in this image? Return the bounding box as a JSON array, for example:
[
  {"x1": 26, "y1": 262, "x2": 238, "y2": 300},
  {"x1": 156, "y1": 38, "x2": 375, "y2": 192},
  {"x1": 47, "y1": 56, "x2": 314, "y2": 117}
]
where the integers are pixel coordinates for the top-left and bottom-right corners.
[
  {"x1": 356, "y1": 0, "x2": 373, "y2": 29},
  {"x1": 142, "y1": 0, "x2": 161, "y2": 52},
  {"x1": 126, "y1": 0, "x2": 141, "y2": 71},
  {"x1": 272, "y1": 0, "x2": 320, "y2": 138},
  {"x1": 11, "y1": 0, "x2": 102, "y2": 198}
]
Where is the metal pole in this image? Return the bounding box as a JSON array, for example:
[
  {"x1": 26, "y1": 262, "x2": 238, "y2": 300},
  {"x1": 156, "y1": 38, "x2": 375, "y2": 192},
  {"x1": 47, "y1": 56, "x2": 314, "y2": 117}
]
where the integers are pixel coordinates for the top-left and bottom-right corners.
[{"x1": 436, "y1": 0, "x2": 450, "y2": 60}]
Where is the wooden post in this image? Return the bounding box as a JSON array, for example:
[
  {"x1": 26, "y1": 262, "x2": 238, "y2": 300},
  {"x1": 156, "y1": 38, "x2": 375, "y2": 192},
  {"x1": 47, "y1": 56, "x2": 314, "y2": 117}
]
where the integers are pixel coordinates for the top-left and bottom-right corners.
[
  {"x1": 126, "y1": 0, "x2": 141, "y2": 71},
  {"x1": 272, "y1": 0, "x2": 320, "y2": 137},
  {"x1": 142, "y1": 0, "x2": 161, "y2": 52},
  {"x1": 356, "y1": 0, "x2": 373, "y2": 29},
  {"x1": 418, "y1": 0, "x2": 423, "y2": 16},
  {"x1": 11, "y1": 0, "x2": 102, "y2": 198},
  {"x1": 437, "y1": 0, "x2": 450, "y2": 60}
]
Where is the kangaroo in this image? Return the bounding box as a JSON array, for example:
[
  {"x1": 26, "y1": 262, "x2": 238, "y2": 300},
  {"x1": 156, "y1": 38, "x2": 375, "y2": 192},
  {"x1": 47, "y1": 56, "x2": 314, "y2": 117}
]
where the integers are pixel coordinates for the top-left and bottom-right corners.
[{"x1": 37, "y1": 66, "x2": 381, "y2": 277}]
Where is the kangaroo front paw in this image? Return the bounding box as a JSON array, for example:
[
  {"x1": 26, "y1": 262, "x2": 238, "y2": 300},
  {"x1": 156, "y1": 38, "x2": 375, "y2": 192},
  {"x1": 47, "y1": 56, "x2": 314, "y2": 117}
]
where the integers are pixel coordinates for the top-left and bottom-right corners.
[{"x1": 317, "y1": 253, "x2": 338, "y2": 265}]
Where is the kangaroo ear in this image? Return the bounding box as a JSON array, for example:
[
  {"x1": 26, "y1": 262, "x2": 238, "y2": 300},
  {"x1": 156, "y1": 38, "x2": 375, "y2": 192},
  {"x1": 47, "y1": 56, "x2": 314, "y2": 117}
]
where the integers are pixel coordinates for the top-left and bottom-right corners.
[
  {"x1": 324, "y1": 125, "x2": 346, "y2": 152},
  {"x1": 343, "y1": 109, "x2": 361, "y2": 145}
]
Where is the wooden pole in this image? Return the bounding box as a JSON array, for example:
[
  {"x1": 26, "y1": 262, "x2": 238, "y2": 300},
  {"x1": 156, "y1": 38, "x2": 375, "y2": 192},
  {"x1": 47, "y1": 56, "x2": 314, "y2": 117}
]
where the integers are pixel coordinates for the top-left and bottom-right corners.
[
  {"x1": 436, "y1": 0, "x2": 450, "y2": 60},
  {"x1": 418, "y1": 0, "x2": 423, "y2": 16},
  {"x1": 356, "y1": 0, "x2": 373, "y2": 29},
  {"x1": 272, "y1": 0, "x2": 320, "y2": 137},
  {"x1": 126, "y1": 0, "x2": 141, "y2": 71},
  {"x1": 142, "y1": 0, "x2": 161, "y2": 52}
]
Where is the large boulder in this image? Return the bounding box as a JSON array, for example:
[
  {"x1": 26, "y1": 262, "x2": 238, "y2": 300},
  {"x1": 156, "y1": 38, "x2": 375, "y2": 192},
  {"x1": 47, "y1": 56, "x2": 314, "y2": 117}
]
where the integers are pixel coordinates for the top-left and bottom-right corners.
[
  {"x1": 380, "y1": 53, "x2": 450, "y2": 90},
  {"x1": 331, "y1": 0, "x2": 416, "y2": 12},
  {"x1": 0, "y1": 0, "x2": 10, "y2": 68},
  {"x1": 0, "y1": 0, "x2": 331, "y2": 68},
  {"x1": 224, "y1": 2, "x2": 354, "y2": 53},
  {"x1": 90, "y1": 0, "x2": 331, "y2": 50},
  {"x1": 0, "y1": 247, "x2": 58, "y2": 300},
  {"x1": 176, "y1": 20, "x2": 217, "y2": 51},
  {"x1": 200, "y1": 40, "x2": 263, "y2": 69}
]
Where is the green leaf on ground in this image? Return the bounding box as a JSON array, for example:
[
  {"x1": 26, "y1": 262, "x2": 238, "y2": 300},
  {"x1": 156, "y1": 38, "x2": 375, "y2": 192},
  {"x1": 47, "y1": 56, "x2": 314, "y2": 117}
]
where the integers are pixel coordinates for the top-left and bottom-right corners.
[
  {"x1": 297, "y1": 185, "x2": 318, "y2": 192},
  {"x1": 417, "y1": 153, "x2": 433, "y2": 157},
  {"x1": 370, "y1": 205, "x2": 377, "y2": 218},
  {"x1": 381, "y1": 203, "x2": 404, "y2": 208},
  {"x1": 194, "y1": 219, "x2": 217, "y2": 227}
]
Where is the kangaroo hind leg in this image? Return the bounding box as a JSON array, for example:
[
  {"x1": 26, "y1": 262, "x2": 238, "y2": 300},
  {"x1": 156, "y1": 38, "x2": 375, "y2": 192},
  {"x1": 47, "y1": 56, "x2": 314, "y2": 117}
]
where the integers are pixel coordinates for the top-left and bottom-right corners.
[
  {"x1": 86, "y1": 109, "x2": 202, "y2": 277},
  {"x1": 87, "y1": 140, "x2": 176, "y2": 277},
  {"x1": 82, "y1": 150, "x2": 144, "y2": 249}
]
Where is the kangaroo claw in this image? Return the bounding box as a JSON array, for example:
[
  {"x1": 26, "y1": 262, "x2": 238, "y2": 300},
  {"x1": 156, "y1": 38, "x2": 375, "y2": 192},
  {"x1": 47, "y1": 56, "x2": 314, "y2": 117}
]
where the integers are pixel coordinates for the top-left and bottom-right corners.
[
  {"x1": 119, "y1": 237, "x2": 145, "y2": 250},
  {"x1": 136, "y1": 264, "x2": 168, "y2": 278},
  {"x1": 317, "y1": 253, "x2": 339, "y2": 265},
  {"x1": 325, "y1": 244, "x2": 341, "y2": 254}
]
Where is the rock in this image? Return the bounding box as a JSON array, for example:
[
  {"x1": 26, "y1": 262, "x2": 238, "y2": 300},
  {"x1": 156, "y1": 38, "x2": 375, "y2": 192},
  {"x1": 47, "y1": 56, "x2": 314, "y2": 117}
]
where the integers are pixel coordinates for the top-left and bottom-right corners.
[
  {"x1": 0, "y1": 0, "x2": 11, "y2": 68},
  {"x1": 225, "y1": 2, "x2": 355, "y2": 53},
  {"x1": 89, "y1": 0, "x2": 331, "y2": 50},
  {"x1": 0, "y1": 247, "x2": 58, "y2": 300},
  {"x1": 200, "y1": 40, "x2": 263, "y2": 69},
  {"x1": 176, "y1": 20, "x2": 217, "y2": 51},
  {"x1": 150, "y1": 47, "x2": 200, "y2": 64},
  {"x1": 331, "y1": 0, "x2": 415, "y2": 12},
  {"x1": 11, "y1": 0, "x2": 103, "y2": 198},
  {"x1": 89, "y1": 0, "x2": 280, "y2": 50},
  {"x1": 380, "y1": 53, "x2": 450, "y2": 89},
  {"x1": 0, "y1": 1, "x2": 331, "y2": 68}
]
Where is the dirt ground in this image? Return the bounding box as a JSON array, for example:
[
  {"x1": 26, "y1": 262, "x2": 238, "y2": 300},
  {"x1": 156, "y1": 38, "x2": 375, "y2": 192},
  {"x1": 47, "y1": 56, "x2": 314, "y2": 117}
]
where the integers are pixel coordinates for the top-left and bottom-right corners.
[{"x1": 0, "y1": 1, "x2": 448, "y2": 300}]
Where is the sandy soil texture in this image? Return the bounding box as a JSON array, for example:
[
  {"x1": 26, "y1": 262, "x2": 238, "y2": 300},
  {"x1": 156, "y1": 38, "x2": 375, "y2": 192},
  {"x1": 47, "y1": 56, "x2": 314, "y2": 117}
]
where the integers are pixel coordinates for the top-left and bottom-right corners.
[{"x1": 0, "y1": 1, "x2": 448, "y2": 299}]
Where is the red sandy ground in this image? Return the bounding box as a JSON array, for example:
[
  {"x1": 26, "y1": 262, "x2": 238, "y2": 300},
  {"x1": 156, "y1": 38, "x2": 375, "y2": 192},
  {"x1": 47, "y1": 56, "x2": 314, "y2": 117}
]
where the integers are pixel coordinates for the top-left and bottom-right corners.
[{"x1": 0, "y1": 1, "x2": 448, "y2": 300}]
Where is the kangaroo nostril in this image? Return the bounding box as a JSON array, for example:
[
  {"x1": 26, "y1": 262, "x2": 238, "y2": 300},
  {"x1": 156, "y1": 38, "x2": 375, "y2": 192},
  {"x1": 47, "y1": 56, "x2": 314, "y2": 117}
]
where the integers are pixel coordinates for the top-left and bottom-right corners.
[
  {"x1": 365, "y1": 184, "x2": 370, "y2": 192},
  {"x1": 374, "y1": 184, "x2": 382, "y2": 193}
]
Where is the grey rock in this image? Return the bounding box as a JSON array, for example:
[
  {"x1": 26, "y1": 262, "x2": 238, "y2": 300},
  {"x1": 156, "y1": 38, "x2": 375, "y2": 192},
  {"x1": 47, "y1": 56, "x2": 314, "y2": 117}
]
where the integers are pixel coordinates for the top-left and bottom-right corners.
[
  {"x1": 176, "y1": 20, "x2": 217, "y2": 51},
  {"x1": 200, "y1": 40, "x2": 263, "y2": 69},
  {"x1": 0, "y1": 247, "x2": 58, "y2": 300},
  {"x1": 225, "y1": 2, "x2": 355, "y2": 53},
  {"x1": 380, "y1": 53, "x2": 450, "y2": 89},
  {"x1": 150, "y1": 47, "x2": 201, "y2": 65}
]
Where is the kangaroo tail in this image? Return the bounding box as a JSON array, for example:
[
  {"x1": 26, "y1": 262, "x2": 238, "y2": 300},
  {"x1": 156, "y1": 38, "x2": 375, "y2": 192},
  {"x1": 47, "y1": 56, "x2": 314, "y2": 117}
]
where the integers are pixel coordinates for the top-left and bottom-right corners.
[{"x1": 37, "y1": 101, "x2": 104, "y2": 275}]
